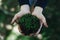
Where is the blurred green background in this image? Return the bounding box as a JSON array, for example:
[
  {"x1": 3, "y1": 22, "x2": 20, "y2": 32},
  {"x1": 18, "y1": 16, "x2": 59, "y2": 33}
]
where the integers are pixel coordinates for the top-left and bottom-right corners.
[{"x1": 0, "y1": 0, "x2": 60, "y2": 40}]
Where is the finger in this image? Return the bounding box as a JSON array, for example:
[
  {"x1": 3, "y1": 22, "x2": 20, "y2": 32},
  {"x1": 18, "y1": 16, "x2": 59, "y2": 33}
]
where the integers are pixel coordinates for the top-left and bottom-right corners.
[
  {"x1": 40, "y1": 19, "x2": 48, "y2": 27},
  {"x1": 11, "y1": 15, "x2": 17, "y2": 24},
  {"x1": 34, "y1": 21, "x2": 43, "y2": 36},
  {"x1": 36, "y1": 22, "x2": 43, "y2": 34},
  {"x1": 43, "y1": 22, "x2": 48, "y2": 28}
]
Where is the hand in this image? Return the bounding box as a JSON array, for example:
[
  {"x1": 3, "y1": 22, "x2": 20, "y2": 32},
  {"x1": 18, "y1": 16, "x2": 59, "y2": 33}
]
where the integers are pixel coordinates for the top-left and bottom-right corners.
[
  {"x1": 32, "y1": 6, "x2": 48, "y2": 27},
  {"x1": 11, "y1": 5, "x2": 30, "y2": 24}
]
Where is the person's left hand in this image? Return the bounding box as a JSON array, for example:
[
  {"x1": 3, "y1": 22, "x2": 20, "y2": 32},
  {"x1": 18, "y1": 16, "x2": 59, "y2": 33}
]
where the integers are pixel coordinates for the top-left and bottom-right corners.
[
  {"x1": 32, "y1": 6, "x2": 48, "y2": 28},
  {"x1": 32, "y1": 6, "x2": 48, "y2": 36}
]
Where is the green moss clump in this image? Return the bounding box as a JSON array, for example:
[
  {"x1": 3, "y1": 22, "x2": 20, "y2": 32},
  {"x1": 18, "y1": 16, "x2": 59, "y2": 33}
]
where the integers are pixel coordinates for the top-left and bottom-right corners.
[{"x1": 18, "y1": 14, "x2": 40, "y2": 35}]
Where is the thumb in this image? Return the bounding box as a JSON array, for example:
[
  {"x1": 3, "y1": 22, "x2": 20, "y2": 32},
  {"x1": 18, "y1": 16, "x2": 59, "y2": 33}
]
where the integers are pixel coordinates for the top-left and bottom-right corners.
[
  {"x1": 11, "y1": 15, "x2": 17, "y2": 24},
  {"x1": 43, "y1": 22, "x2": 48, "y2": 28},
  {"x1": 40, "y1": 20, "x2": 48, "y2": 28}
]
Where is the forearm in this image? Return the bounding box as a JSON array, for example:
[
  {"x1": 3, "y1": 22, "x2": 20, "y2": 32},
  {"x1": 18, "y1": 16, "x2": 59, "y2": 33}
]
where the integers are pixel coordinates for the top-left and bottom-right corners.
[
  {"x1": 32, "y1": 6, "x2": 44, "y2": 19},
  {"x1": 20, "y1": 5, "x2": 30, "y2": 13},
  {"x1": 32, "y1": 0, "x2": 48, "y2": 28},
  {"x1": 32, "y1": 0, "x2": 48, "y2": 19},
  {"x1": 35, "y1": 0, "x2": 47, "y2": 9},
  {"x1": 18, "y1": 0, "x2": 29, "y2": 6},
  {"x1": 18, "y1": 0, "x2": 30, "y2": 13}
]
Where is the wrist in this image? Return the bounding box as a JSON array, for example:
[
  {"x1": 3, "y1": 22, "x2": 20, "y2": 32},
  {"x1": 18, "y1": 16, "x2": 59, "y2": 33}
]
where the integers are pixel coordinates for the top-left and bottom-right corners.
[
  {"x1": 33, "y1": 6, "x2": 43, "y2": 13},
  {"x1": 32, "y1": 6, "x2": 44, "y2": 18},
  {"x1": 20, "y1": 5, "x2": 30, "y2": 14}
]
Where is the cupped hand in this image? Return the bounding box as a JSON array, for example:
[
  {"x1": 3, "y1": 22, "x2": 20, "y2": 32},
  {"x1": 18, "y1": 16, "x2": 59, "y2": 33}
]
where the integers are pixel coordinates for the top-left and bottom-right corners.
[
  {"x1": 11, "y1": 5, "x2": 30, "y2": 24},
  {"x1": 11, "y1": 11, "x2": 30, "y2": 24},
  {"x1": 32, "y1": 6, "x2": 48, "y2": 27}
]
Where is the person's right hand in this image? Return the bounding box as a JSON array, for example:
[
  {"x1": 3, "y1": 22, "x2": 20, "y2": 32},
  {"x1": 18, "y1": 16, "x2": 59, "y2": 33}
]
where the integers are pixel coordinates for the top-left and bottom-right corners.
[{"x1": 11, "y1": 5, "x2": 30, "y2": 24}]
